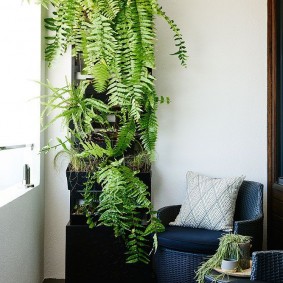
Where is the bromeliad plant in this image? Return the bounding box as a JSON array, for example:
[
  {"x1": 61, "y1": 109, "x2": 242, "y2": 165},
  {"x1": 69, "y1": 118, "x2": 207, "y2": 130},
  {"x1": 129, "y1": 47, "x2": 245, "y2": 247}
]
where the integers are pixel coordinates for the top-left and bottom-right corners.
[{"x1": 35, "y1": 0, "x2": 187, "y2": 264}]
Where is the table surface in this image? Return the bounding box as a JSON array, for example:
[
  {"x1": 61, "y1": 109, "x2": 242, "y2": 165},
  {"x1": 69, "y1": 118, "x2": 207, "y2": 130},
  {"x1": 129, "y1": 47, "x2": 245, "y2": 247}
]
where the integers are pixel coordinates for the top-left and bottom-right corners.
[{"x1": 204, "y1": 270, "x2": 265, "y2": 283}]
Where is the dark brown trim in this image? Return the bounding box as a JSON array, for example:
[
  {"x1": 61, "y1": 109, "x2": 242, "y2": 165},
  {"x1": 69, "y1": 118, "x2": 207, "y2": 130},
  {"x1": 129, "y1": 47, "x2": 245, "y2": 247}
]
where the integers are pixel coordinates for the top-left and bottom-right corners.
[{"x1": 267, "y1": 0, "x2": 277, "y2": 247}]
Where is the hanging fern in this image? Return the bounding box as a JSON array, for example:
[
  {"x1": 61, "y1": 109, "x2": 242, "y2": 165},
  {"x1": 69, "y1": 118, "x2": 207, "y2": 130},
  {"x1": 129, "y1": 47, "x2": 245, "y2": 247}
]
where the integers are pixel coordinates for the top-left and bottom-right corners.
[
  {"x1": 96, "y1": 160, "x2": 164, "y2": 263},
  {"x1": 156, "y1": 4, "x2": 188, "y2": 66},
  {"x1": 44, "y1": 0, "x2": 83, "y2": 64},
  {"x1": 31, "y1": 0, "x2": 188, "y2": 264},
  {"x1": 81, "y1": 12, "x2": 117, "y2": 92}
]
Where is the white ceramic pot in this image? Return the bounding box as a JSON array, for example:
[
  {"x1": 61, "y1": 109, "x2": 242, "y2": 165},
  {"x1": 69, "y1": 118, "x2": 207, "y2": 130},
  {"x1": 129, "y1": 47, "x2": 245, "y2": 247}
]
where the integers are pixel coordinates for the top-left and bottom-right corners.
[{"x1": 221, "y1": 258, "x2": 238, "y2": 272}]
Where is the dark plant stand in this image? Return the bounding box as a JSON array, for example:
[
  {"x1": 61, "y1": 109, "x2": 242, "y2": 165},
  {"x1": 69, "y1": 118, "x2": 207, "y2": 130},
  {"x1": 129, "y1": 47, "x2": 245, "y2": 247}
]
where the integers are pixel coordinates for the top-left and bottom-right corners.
[
  {"x1": 65, "y1": 222, "x2": 156, "y2": 283},
  {"x1": 65, "y1": 169, "x2": 155, "y2": 282}
]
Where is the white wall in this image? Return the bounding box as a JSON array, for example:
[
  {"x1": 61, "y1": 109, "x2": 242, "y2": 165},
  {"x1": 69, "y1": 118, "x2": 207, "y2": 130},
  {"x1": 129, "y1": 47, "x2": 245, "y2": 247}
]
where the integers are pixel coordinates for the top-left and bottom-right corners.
[
  {"x1": 153, "y1": 0, "x2": 267, "y2": 207},
  {"x1": 0, "y1": 188, "x2": 44, "y2": 283},
  {"x1": 44, "y1": 0, "x2": 267, "y2": 278},
  {"x1": 44, "y1": 51, "x2": 71, "y2": 279}
]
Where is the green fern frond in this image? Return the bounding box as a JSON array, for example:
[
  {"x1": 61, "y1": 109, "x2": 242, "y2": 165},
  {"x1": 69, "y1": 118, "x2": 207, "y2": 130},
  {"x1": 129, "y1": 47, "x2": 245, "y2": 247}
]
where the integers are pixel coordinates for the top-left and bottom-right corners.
[
  {"x1": 96, "y1": 162, "x2": 159, "y2": 263},
  {"x1": 133, "y1": 0, "x2": 156, "y2": 68},
  {"x1": 107, "y1": 78, "x2": 129, "y2": 108},
  {"x1": 156, "y1": 5, "x2": 188, "y2": 67},
  {"x1": 43, "y1": 0, "x2": 84, "y2": 64},
  {"x1": 81, "y1": 0, "x2": 96, "y2": 11},
  {"x1": 92, "y1": 60, "x2": 110, "y2": 93},
  {"x1": 113, "y1": 119, "x2": 136, "y2": 157},
  {"x1": 128, "y1": 83, "x2": 145, "y2": 122},
  {"x1": 79, "y1": 141, "x2": 108, "y2": 158},
  {"x1": 82, "y1": 13, "x2": 117, "y2": 93},
  {"x1": 138, "y1": 109, "x2": 158, "y2": 157},
  {"x1": 158, "y1": 95, "x2": 171, "y2": 104},
  {"x1": 44, "y1": 18, "x2": 57, "y2": 31},
  {"x1": 97, "y1": 0, "x2": 120, "y2": 20}
]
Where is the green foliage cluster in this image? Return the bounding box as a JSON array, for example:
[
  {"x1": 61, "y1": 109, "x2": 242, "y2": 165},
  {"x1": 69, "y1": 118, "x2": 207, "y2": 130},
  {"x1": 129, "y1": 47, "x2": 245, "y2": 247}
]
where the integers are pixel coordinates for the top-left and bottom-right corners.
[
  {"x1": 33, "y1": 0, "x2": 187, "y2": 264},
  {"x1": 195, "y1": 233, "x2": 251, "y2": 283}
]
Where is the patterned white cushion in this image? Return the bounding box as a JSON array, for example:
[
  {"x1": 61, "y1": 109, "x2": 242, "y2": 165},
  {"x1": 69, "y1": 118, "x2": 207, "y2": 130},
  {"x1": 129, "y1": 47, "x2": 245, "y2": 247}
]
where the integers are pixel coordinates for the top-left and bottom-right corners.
[{"x1": 170, "y1": 171, "x2": 245, "y2": 231}]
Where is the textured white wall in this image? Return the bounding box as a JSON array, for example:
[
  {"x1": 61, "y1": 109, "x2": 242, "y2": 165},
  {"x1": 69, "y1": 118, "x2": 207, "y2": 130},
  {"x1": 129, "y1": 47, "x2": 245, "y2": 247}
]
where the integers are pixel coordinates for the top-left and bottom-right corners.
[{"x1": 43, "y1": 0, "x2": 267, "y2": 278}]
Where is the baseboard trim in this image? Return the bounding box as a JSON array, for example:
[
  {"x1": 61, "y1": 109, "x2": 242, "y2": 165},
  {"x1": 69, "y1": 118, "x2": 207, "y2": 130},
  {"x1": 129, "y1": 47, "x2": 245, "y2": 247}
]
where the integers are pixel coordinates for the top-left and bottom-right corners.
[{"x1": 43, "y1": 279, "x2": 65, "y2": 283}]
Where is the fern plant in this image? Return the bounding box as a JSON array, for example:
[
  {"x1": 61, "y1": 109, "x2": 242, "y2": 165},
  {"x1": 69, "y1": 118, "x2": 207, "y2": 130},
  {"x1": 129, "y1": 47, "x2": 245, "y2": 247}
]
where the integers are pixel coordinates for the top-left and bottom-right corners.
[{"x1": 31, "y1": 0, "x2": 188, "y2": 264}]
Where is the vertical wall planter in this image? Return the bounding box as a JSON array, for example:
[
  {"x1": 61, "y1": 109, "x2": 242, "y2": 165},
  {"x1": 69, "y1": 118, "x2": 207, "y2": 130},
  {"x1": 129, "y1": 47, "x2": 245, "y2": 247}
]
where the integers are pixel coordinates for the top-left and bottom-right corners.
[
  {"x1": 32, "y1": 0, "x2": 187, "y2": 279},
  {"x1": 67, "y1": 166, "x2": 151, "y2": 226}
]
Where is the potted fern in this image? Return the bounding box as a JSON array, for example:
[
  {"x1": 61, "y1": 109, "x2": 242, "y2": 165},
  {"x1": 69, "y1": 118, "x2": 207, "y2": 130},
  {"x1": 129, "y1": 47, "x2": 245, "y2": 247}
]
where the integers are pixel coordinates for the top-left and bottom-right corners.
[{"x1": 35, "y1": 0, "x2": 187, "y2": 264}]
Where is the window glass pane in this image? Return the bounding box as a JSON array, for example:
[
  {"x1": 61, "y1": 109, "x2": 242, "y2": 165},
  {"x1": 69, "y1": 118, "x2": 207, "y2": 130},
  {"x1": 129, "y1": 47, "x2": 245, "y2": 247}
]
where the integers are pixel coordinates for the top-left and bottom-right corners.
[
  {"x1": 0, "y1": 148, "x2": 28, "y2": 190},
  {"x1": 0, "y1": 1, "x2": 41, "y2": 189}
]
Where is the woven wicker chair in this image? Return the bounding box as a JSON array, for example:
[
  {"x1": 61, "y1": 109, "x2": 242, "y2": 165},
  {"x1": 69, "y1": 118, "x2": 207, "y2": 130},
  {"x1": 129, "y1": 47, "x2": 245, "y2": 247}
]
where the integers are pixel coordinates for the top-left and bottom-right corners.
[
  {"x1": 154, "y1": 180, "x2": 263, "y2": 283},
  {"x1": 250, "y1": 250, "x2": 283, "y2": 282}
]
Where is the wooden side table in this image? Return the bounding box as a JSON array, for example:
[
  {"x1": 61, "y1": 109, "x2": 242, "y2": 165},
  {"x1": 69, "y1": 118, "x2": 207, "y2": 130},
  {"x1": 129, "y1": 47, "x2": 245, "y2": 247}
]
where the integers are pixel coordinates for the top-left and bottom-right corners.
[{"x1": 204, "y1": 270, "x2": 265, "y2": 283}]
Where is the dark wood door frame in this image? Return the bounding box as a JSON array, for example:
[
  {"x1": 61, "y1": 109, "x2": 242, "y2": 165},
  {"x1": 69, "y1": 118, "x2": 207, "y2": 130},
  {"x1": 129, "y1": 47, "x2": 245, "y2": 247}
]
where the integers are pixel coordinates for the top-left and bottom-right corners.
[{"x1": 267, "y1": 0, "x2": 277, "y2": 247}]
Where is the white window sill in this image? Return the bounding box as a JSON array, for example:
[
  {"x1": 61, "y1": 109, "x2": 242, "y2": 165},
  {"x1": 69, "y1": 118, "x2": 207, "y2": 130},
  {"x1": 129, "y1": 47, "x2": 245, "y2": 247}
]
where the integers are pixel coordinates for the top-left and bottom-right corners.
[{"x1": 0, "y1": 183, "x2": 38, "y2": 208}]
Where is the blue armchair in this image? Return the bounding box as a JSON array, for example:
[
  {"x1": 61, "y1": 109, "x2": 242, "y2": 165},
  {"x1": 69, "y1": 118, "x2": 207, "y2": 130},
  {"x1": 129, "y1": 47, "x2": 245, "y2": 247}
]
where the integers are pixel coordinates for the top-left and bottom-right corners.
[{"x1": 154, "y1": 180, "x2": 264, "y2": 283}]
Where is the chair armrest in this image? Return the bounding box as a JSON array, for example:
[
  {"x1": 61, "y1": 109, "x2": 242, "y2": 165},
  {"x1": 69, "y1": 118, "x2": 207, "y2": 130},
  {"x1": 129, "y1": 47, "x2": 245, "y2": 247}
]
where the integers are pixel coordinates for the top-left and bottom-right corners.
[
  {"x1": 251, "y1": 250, "x2": 283, "y2": 281},
  {"x1": 157, "y1": 205, "x2": 181, "y2": 226},
  {"x1": 233, "y1": 214, "x2": 263, "y2": 252}
]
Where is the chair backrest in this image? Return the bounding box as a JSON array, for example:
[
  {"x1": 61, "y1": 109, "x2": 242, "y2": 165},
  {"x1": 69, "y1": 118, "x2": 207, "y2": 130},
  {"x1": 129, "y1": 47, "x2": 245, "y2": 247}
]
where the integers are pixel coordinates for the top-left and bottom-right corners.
[
  {"x1": 233, "y1": 180, "x2": 263, "y2": 252},
  {"x1": 251, "y1": 250, "x2": 283, "y2": 282},
  {"x1": 234, "y1": 180, "x2": 263, "y2": 221}
]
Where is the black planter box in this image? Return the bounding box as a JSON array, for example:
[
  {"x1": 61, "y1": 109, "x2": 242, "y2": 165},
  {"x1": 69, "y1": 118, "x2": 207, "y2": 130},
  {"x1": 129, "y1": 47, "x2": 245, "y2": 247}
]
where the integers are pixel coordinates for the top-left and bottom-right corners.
[
  {"x1": 67, "y1": 169, "x2": 152, "y2": 225},
  {"x1": 66, "y1": 169, "x2": 151, "y2": 192},
  {"x1": 65, "y1": 168, "x2": 155, "y2": 282},
  {"x1": 66, "y1": 168, "x2": 101, "y2": 225},
  {"x1": 65, "y1": 222, "x2": 156, "y2": 283},
  {"x1": 66, "y1": 169, "x2": 102, "y2": 192}
]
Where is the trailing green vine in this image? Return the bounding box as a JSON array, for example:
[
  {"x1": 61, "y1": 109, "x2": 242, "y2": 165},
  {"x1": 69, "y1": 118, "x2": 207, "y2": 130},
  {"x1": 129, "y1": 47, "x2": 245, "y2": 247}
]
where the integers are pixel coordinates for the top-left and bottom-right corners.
[{"x1": 195, "y1": 233, "x2": 251, "y2": 283}]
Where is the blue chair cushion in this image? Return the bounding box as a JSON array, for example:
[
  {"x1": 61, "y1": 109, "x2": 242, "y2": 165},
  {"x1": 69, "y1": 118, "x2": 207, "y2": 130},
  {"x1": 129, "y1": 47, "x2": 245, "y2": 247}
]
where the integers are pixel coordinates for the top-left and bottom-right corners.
[{"x1": 157, "y1": 226, "x2": 227, "y2": 254}]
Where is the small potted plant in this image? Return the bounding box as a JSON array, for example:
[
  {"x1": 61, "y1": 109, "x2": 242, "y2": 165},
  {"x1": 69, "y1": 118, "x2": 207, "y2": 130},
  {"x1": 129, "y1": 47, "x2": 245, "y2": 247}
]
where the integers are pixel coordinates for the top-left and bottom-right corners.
[{"x1": 195, "y1": 233, "x2": 251, "y2": 283}]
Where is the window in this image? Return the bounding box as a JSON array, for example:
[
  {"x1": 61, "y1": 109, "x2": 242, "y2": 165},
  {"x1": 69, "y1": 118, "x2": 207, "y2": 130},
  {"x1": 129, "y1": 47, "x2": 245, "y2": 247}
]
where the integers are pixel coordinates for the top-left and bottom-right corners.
[{"x1": 0, "y1": 1, "x2": 41, "y2": 190}]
